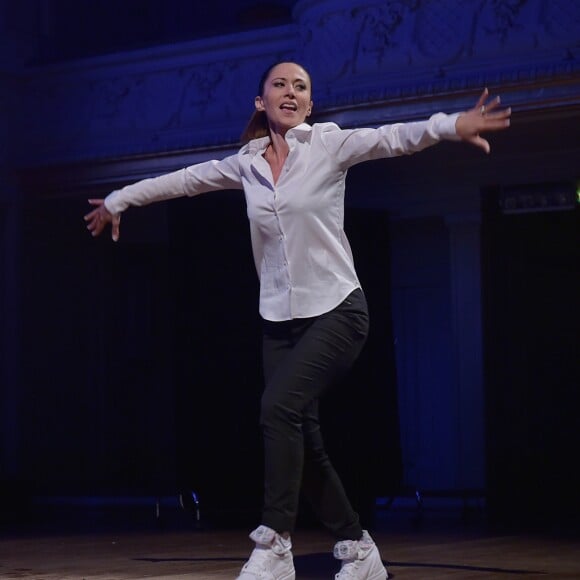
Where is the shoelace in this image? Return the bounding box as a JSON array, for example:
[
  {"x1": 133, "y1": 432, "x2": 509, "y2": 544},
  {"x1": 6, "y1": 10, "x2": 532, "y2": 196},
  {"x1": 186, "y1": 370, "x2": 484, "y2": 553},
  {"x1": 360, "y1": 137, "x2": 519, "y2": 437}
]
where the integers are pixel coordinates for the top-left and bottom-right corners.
[
  {"x1": 335, "y1": 558, "x2": 361, "y2": 579},
  {"x1": 241, "y1": 547, "x2": 278, "y2": 578}
]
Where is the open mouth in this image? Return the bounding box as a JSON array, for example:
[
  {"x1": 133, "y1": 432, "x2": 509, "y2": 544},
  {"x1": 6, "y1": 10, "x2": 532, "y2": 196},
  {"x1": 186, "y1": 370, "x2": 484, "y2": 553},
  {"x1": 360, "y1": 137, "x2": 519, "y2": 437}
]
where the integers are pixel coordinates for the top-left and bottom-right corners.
[{"x1": 280, "y1": 103, "x2": 298, "y2": 111}]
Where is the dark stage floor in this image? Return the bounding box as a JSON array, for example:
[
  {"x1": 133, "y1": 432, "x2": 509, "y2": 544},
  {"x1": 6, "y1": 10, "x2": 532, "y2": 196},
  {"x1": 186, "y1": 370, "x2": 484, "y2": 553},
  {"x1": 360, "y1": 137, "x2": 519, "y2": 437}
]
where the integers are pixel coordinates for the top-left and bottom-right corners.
[{"x1": 1, "y1": 504, "x2": 579, "y2": 579}]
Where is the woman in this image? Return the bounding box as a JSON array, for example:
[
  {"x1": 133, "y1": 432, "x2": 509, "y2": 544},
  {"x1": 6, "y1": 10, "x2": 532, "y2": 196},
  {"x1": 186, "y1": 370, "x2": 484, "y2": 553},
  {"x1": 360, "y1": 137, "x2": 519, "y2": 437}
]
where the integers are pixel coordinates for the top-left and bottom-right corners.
[{"x1": 85, "y1": 61, "x2": 510, "y2": 580}]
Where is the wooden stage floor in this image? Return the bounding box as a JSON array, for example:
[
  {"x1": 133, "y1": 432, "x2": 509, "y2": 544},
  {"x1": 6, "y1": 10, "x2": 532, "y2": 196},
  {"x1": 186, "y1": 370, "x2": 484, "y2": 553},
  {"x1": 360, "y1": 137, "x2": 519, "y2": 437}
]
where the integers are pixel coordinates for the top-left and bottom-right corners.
[{"x1": 1, "y1": 510, "x2": 579, "y2": 579}]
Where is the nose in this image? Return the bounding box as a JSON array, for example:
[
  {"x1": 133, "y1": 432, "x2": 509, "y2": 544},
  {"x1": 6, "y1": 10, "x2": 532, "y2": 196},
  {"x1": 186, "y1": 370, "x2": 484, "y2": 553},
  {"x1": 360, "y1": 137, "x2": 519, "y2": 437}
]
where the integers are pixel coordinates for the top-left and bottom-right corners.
[{"x1": 285, "y1": 84, "x2": 296, "y2": 97}]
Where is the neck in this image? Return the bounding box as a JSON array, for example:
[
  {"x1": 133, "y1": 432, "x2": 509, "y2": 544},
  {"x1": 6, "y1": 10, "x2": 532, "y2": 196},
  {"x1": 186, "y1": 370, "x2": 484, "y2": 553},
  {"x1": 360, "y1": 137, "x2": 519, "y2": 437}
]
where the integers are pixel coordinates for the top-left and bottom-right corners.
[{"x1": 267, "y1": 131, "x2": 290, "y2": 158}]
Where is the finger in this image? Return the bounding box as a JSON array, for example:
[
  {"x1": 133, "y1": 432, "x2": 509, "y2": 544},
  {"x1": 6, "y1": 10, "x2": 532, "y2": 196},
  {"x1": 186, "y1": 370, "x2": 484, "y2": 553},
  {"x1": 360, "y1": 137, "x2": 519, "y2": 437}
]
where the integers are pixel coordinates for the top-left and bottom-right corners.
[
  {"x1": 112, "y1": 214, "x2": 121, "y2": 242},
  {"x1": 474, "y1": 88, "x2": 489, "y2": 110},
  {"x1": 83, "y1": 209, "x2": 99, "y2": 221},
  {"x1": 484, "y1": 105, "x2": 511, "y2": 117},
  {"x1": 481, "y1": 111, "x2": 511, "y2": 131},
  {"x1": 484, "y1": 118, "x2": 511, "y2": 130},
  {"x1": 469, "y1": 135, "x2": 490, "y2": 154},
  {"x1": 488, "y1": 106, "x2": 511, "y2": 121},
  {"x1": 483, "y1": 95, "x2": 501, "y2": 114},
  {"x1": 85, "y1": 199, "x2": 105, "y2": 221},
  {"x1": 85, "y1": 206, "x2": 110, "y2": 236},
  {"x1": 86, "y1": 219, "x2": 101, "y2": 234},
  {"x1": 88, "y1": 222, "x2": 103, "y2": 236}
]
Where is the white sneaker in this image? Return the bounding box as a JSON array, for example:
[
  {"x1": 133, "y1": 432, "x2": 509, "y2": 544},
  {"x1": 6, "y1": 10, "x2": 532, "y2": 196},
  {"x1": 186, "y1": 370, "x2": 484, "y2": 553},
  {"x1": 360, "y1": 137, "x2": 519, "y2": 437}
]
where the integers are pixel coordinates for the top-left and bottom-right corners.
[
  {"x1": 333, "y1": 530, "x2": 388, "y2": 579},
  {"x1": 237, "y1": 525, "x2": 295, "y2": 580}
]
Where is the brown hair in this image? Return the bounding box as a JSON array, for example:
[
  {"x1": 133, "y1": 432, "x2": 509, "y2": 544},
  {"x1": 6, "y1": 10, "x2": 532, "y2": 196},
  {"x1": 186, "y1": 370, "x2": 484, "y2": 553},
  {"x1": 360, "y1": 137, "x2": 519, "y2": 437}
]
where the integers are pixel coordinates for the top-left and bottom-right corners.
[
  {"x1": 240, "y1": 110, "x2": 270, "y2": 145},
  {"x1": 240, "y1": 61, "x2": 312, "y2": 144}
]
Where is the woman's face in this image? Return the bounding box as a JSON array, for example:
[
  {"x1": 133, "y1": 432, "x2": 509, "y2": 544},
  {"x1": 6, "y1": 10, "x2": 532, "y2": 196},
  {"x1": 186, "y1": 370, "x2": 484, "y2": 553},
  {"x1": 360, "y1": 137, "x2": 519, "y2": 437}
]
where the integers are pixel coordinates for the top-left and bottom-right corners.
[{"x1": 255, "y1": 62, "x2": 313, "y2": 134}]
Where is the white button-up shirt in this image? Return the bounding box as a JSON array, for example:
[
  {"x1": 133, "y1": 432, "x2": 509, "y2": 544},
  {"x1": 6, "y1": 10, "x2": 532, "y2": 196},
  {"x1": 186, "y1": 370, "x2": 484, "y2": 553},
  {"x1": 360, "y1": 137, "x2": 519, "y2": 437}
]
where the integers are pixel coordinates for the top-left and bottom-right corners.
[{"x1": 105, "y1": 114, "x2": 459, "y2": 321}]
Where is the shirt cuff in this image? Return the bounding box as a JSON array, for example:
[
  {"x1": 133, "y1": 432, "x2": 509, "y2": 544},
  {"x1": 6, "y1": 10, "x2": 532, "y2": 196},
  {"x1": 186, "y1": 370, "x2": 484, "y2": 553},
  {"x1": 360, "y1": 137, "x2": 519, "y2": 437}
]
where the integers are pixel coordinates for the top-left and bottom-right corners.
[
  {"x1": 104, "y1": 190, "x2": 122, "y2": 215},
  {"x1": 433, "y1": 112, "x2": 461, "y2": 141}
]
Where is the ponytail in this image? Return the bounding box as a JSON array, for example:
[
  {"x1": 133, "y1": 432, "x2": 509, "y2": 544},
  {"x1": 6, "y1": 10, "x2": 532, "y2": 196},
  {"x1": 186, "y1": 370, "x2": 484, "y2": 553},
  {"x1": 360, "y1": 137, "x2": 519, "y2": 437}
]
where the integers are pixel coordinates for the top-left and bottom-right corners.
[{"x1": 240, "y1": 110, "x2": 270, "y2": 144}]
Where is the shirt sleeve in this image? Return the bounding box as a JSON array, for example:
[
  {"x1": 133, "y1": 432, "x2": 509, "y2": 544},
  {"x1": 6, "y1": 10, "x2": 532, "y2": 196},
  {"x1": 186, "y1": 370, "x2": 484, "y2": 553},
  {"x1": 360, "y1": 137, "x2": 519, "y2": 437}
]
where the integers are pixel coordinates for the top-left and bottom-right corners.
[
  {"x1": 104, "y1": 154, "x2": 242, "y2": 214},
  {"x1": 321, "y1": 112, "x2": 461, "y2": 170}
]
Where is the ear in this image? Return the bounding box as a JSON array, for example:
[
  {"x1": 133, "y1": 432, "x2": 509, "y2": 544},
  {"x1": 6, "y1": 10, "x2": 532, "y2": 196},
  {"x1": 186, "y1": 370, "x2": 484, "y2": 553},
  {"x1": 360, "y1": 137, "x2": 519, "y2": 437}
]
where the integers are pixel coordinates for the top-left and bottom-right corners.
[
  {"x1": 255, "y1": 96, "x2": 265, "y2": 111},
  {"x1": 306, "y1": 100, "x2": 313, "y2": 117}
]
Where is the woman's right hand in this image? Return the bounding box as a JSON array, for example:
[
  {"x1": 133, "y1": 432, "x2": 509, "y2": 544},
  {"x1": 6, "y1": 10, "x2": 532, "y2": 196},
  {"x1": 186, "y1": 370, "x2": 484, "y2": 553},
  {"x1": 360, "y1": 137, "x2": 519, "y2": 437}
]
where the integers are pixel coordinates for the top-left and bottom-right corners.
[{"x1": 84, "y1": 198, "x2": 121, "y2": 241}]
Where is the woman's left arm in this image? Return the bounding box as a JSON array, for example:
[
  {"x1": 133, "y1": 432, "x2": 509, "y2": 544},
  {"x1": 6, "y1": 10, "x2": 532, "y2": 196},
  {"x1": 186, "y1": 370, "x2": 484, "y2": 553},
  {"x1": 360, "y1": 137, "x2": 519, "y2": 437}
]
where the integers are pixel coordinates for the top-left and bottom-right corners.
[{"x1": 323, "y1": 88, "x2": 511, "y2": 168}]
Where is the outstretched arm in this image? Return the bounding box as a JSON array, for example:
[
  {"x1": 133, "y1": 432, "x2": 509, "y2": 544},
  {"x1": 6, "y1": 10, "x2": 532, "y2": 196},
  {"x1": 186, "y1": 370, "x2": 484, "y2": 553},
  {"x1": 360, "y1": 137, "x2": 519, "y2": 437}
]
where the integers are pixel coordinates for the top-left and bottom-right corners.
[
  {"x1": 455, "y1": 88, "x2": 511, "y2": 154},
  {"x1": 84, "y1": 198, "x2": 121, "y2": 241},
  {"x1": 323, "y1": 88, "x2": 511, "y2": 168},
  {"x1": 83, "y1": 154, "x2": 243, "y2": 242}
]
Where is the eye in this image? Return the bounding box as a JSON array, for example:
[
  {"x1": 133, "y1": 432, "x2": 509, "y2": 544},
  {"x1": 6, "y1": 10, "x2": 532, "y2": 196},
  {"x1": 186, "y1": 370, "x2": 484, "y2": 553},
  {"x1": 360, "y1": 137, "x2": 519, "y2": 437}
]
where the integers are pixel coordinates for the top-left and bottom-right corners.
[
  {"x1": 273, "y1": 81, "x2": 285, "y2": 87},
  {"x1": 296, "y1": 83, "x2": 307, "y2": 91}
]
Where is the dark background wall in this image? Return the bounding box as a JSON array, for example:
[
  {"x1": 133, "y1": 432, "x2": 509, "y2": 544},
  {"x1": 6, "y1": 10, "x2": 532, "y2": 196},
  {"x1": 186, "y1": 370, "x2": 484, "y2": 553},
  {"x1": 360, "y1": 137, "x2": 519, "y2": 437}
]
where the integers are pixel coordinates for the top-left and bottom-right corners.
[
  {"x1": 7, "y1": 185, "x2": 400, "y2": 529},
  {"x1": 28, "y1": 0, "x2": 298, "y2": 64},
  {"x1": 483, "y1": 191, "x2": 580, "y2": 527}
]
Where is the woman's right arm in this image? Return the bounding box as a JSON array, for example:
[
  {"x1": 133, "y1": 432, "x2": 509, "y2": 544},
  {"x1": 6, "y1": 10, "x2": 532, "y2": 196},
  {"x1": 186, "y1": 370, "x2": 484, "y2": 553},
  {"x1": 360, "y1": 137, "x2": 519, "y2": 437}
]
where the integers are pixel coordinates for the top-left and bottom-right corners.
[{"x1": 84, "y1": 154, "x2": 242, "y2": 241}]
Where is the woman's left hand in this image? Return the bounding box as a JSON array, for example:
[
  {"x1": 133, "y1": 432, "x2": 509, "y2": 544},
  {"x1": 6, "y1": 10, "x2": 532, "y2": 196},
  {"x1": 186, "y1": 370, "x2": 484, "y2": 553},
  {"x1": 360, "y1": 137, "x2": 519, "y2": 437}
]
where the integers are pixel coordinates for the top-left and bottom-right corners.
[{"x1": 455, "y1": 88, "x2": 511, "y2": 154}]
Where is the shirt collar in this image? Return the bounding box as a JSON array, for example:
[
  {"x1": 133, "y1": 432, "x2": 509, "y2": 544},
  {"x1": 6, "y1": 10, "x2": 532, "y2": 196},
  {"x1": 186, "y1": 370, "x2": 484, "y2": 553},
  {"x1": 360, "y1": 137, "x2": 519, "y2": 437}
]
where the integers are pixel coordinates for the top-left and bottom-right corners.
[{"x1": 247, "y1": 123, "x2": 313, "y2": 155}]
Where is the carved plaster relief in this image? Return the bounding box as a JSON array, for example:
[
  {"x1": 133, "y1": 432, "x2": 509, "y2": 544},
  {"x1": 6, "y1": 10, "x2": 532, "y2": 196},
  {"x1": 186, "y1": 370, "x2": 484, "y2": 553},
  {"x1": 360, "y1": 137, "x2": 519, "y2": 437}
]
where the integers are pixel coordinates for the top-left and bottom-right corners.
[
  {"x1": 540, "y1": 0, "x2": 580, "y2": 43},
  {"x1": 296, "y1": 1, "x2": 422, "y2": 92},
  {"x1": 88, "y1": 76, "x2": 150, "y2": 135},
  {"x1": 353, "y1": 2, "x2": 418, "y2": 74},
  {"x1": 472, "y1": 0, "x2": 539, "y2": 55},
  {"x1": 414, "y1": 0, "x2": 471, "y2": 63},
  {"x1": 298, "y1": 10, "x2": 355, "y2": 88},
  {"x1": 167, "y1": 62, "x2": 238, "y2": 128},
  {"x1": 299, "y1": 0, "x2": 578, "y2": 87}
]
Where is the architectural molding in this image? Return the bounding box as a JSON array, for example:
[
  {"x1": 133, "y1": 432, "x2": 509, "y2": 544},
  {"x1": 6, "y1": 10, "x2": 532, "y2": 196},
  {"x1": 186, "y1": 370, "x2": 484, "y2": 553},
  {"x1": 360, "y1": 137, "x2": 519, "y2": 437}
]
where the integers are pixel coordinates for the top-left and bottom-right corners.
[{"x1": 8, "y1": 0, "x2": 580, "y2": 167}]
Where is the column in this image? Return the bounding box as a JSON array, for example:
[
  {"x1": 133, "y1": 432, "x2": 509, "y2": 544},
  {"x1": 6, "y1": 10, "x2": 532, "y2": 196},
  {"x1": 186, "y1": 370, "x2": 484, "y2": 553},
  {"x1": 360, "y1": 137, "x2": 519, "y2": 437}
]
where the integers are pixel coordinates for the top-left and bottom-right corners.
[{"x1": 445, "y1": 211, "x2": 484, "y2": 490}]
